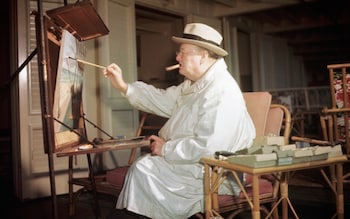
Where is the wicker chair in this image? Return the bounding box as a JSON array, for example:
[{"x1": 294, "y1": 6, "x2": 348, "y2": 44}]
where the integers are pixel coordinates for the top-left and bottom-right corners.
[{"x1": 203, "y1": 92, "x2": 291, "y2": 219}]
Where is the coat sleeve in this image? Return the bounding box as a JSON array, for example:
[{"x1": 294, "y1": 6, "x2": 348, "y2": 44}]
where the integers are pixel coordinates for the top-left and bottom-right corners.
[{"x1": 125, "y1": 81, "x2": 183, "y2": 118}]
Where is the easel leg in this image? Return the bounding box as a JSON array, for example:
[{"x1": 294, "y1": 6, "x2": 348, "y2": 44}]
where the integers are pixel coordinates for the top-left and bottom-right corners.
[
  {"x1": 69, "y1": 156, "x2": 75, "y2": 215},
  {"x1": 33, "y1": 0, "x2": 58, "y2": 217},
  {"x1": 48, "y1": 152, "x2": 58, "y2": 219},
  {"x1": 87, "y1": 153, "x2": 101, "y2": 218}
]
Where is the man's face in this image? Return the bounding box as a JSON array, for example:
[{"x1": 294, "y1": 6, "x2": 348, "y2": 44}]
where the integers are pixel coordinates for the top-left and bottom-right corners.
[{"x1": 175, "y1": 44, "x2": 204, "y2": 81}]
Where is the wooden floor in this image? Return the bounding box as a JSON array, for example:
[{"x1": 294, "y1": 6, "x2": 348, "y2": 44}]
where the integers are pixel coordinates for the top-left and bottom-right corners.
[
  {"x1": 5, "y1": 185, "x2": 350, "y2": 218},
  {"x1": 4, "y1": 168, "x2": 350, "y2": 219},
  {"x1": 5, "y1": 191, "x2": 117, "y2": 219}
]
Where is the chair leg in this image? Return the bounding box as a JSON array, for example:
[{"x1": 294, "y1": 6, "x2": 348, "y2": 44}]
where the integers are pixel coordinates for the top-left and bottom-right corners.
[
  {"x1": 194, "y1": 213, "x2": 204, "y2": 219},
  {"x1": 226, "y1": 208, "x2": 245, "y2": 219},
  {"x1": 225, "y1": 206, "x2": 276, "y2": 219},
  {"x1": 261, "y1": 205, "x2": 275, "y2": 219},
  {"x1": 271, "y1": 202, "x2": 279, "y2": 219}
]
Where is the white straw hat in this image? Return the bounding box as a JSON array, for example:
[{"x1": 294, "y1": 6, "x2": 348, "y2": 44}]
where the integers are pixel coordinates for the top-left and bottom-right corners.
[{"x1": 172, "y1": 23, "x2": 228, "y2": 56}]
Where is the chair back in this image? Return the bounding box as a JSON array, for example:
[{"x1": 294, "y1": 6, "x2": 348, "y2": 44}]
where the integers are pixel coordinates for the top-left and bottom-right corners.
[
  {"x1": 265, "y1": 104, "x2": 292, "y2": 145},
  {"x1": 243, "y1": 92, "x2": 272, "y2": 138}
]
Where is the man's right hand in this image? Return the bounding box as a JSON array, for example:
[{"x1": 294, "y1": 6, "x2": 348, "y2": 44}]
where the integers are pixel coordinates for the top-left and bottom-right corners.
[{"x1": 104, "y1": 63, "x2": 128, "y2": 94}]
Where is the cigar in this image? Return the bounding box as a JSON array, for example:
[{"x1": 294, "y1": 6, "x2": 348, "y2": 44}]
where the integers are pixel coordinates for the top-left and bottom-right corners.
[{"x1": 165, "y1": 64, "x2": 180, "y2": 71}]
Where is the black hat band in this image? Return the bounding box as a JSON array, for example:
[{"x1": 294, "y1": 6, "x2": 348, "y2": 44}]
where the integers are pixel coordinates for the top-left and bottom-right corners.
[{"x1": 182, "y1": 34, "x2": 220, "y2": 47}]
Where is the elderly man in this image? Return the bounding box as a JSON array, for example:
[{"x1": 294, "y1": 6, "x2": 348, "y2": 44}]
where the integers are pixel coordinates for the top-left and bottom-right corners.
[{"x1": 104, "y1": 23, "x2": 255, "y2": 219}]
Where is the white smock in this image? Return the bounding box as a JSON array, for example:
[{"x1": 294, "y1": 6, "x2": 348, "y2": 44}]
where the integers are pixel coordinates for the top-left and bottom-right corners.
[{"x1": 116, "y1": 58, "x2": 255, "y2": 219}]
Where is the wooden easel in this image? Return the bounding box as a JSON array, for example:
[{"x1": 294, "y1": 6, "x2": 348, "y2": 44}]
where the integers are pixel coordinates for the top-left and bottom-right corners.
[{"x1": 34, "y1": 1, "x2": 109, "y2": 218}]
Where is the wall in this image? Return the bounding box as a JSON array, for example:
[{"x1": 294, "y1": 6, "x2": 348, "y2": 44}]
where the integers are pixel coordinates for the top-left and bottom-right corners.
[
  {"x1": 137, "y1": 16, "x2": 182, "y2": 88},
  {"x1": 229, "y1": 16, "x2": 307, "y2": 91}
]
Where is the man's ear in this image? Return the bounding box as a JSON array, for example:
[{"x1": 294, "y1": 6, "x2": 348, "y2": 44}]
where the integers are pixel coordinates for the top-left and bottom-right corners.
[{"x1": 200, "y1": 50, "x2": 209, "y2": 65}]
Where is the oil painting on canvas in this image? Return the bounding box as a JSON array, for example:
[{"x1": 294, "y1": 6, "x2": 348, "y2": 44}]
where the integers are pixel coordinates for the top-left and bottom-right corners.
[{"x1": 53, "y1": 29, "x2": 86, "y2": 149}]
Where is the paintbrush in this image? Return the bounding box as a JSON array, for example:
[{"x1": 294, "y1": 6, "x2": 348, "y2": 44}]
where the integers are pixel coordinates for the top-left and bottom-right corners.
[{"x1": 68, "y1": 57, "x2": 105, "y2": 70}]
